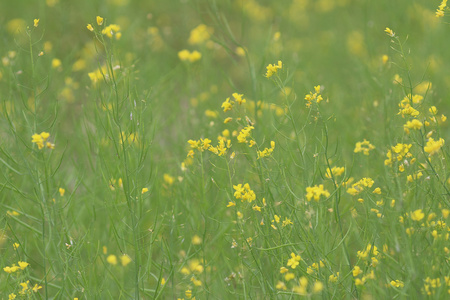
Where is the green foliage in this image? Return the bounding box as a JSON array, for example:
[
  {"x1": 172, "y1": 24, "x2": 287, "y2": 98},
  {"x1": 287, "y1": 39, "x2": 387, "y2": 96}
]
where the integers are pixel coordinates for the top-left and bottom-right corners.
[{"x1": 1, "y1": 0, "x2": 450, "y2": 298}]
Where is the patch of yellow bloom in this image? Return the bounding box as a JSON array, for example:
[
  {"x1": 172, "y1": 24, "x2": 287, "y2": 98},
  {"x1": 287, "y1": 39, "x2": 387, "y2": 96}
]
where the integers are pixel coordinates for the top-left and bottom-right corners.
[
  {"x1": 102, "y1": 24, "x2": 122, "y2": 39},
  {"x1": 306, "y1": 184, "x2": 330, "y2": 201},
  {"x1": 32, "y1": 132, "x2": 54, "y2": 149},
  {"x1": 304, "y1": 85, "x2": 324, "y2": 108},
  {"x1": 354, "y1": 139, "x2": 375, "y2": 155},
  {"x1": 384, "y1": 27, "x2": 395, "y2": 37},
  {"x1": 188, "y1": 24, "x2": 213, "y2": 45},
  {"x1": 257, "y1": 141, "x2": 275, "y2": 159},
  {"x1": 233, "y1": 183, "x2": 256, "y2": 203},
  {"x1": 265, "y1": 60, "x2": 282, "y2": 78},
  {"x1": 436, "y1": 0, "x2": 447, "y2": 17},
  {"x1": 424, "y1": 137, "x2": 445, "y2": 156},
  {"x1": 178, "y1": 50, "x2": 201, "y2": 63}
]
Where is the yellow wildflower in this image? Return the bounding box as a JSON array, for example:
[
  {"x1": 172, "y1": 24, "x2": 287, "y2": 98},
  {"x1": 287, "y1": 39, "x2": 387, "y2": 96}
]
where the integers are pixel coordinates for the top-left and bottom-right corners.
[
  {"x1": 265, "y1": 60, "x2": 282, "y2": 78},
  {"x1": 96, "y1": 16, "x2": 104, "y2": 26},
  {"x1": 306, "y1": 184, "x2": 330, "y2": 201},
  {"x1": 107, "y1": 254, "x2": 117, "y2": 265},
  {"x1": 384, "y1": 27, "x2": 395, "y2": 37}
]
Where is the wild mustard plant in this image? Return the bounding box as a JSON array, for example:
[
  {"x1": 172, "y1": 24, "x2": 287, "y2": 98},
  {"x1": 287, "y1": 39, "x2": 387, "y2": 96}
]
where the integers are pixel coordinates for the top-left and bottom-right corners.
[{"x1": 2, "y1": 1, "x2": 450, "y2": 298}]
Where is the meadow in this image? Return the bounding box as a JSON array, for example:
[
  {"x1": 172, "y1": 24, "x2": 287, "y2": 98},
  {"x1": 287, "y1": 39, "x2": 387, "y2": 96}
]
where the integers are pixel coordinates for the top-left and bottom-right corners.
[{"x1": 1, "y1": 0, "x2": 450, "y2": 298}]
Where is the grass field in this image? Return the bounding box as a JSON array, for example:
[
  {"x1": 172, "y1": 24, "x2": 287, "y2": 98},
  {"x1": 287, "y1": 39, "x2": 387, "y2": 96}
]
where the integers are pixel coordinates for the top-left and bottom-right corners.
[{"x1": 1, "y1": 0, "x2": 450, "y2": 299}]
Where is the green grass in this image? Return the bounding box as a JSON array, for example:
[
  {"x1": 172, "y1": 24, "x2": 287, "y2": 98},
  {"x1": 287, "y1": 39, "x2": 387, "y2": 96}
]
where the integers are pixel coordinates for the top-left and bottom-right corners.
[{"x1": 1, "y1": 0, "x2": 450, "y2": 298}]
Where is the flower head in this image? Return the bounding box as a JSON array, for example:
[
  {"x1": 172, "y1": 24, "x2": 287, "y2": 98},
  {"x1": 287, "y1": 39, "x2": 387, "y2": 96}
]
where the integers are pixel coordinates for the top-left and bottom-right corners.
[
  {"x1": 265, "y1": 60, "x2": 282, "y2": 78},
  {"x1": 384, "y1": 27, "x2": 395, "y2": 37},
  {"x1": 96, "y1": 16, "x2": 104, "y2": 26}
]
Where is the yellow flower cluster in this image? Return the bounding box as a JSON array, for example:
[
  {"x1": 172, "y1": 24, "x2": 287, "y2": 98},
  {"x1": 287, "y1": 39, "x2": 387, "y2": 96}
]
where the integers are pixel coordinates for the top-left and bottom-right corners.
[
  {"x1": 287, "y1": 253, "x2": 301, "y2": 269},
  {"x1": 188, "y1": 138, "x2": 212, "y2": 153},
  {"x1": 180, "y1": 258, "x2": 204, "y2": 276},
  {"x1": 354, "y1": 139, "x2": 375, "y2": 155},
  {"x1": 102, "y1": 24, "x2": 122, "y2": 40},
  {"x1": 237, "y1": 125, "x2": 254, "y2": 145},
  {"x1": 398, "y1": 96, "x2": 420, "y2": 117},
  {"x1": 109, "y1": 178, "x2": 123, "y2": 191},
  {"x1": 353, "y1": 267, "x2": 375, "y2": 286},
  {"x1": 384, "y1": 27, "x2": 395, "y2": 37},
  {"x1": 304, "y1": 85, "x2": 324, "y2": 108},
  {"x1": 3, "y1": 261, "x2": 29, "y2": 273},
  {"x1": 257, "y1": 141, "x2": 275, "y2": 159},
  {"x1": 178, "y1": 49, "x2": 202, "y2": 62},
  {"x1": 346, "y1": 177, "x2": 374, "y2": 196},
  {"x1": 410, "y1": 209, "x2": 425, "y2": 221},
  {"x1": 221, "y1": 92, "x2": 246, "y2": 112},
  {"x1": 423, "y1": 277, "x2": 442, "y2": 295},
  {"x1": 305, "y1": 184, "x2": 330, "y2": 201},
  {"x1": 356, "y1": 244, "x2": 379, "y2": 263},
  {"x1": 106, "y1": 254, "x2": 132, "y2": 266},
  {"x1": 407, "y1": 171, "x2": 423, "y2": 183},
  {"x1": 436, "y1": 0, "x2": 447, "y2": 17},
  {"x1": 233, "y1": 183, "x2": 256, "y2": 203},
  {"x1": 325, "y1": 166, "x2": 345, "y2": 179},
  {"x1": 390, "y1": 279, "x2": 405, "y2": 288},
  {"x1": 208, "y1": 136, "x2": 231, "y2": 157},
  {"x1": 403, "y1": 119, "x2": 423, "y2": 133},
  {"x1": 188, "y1": 24, "x2": 213, "y2": 45},
  {"x1": 265, "y1": 60, "x2": 282, "y2": 78},
  {"x1": 424, "y1": 137, "x2": 445, "y2": 156},
  {"x1": 384, "y1": 143, "x2": 413, "y2": 166},
  {"x1": 16, "y1": 280, "x2": 42, "y2": 296},
  {"x1": 188, "y1": 136, "x2": 231, "y2": 157},
  {"x1": 31, "y1": 132, "x2": 54, "y2": 149}
]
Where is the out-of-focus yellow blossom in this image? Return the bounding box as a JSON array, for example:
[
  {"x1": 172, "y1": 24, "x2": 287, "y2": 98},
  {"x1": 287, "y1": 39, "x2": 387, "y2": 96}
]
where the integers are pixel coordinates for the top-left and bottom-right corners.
[
  {"x1": 407, "y1": 172, "x2": 423, "y2": 183},
  {"x1": 192, "y1": 235, "x2": 202, "y2": 245},
  {"x1": 346, "y1": 177, "x2": 374, "y2": 196},
  {"x1": 178, "y1": 50, "x2": 201, "y2": 63},
  {"x1": 353, "y1": 265, "x2": 363, "y2": 277},
  {"x1": 306, "y1": 184, "x2": 330, "y2": 201},
  {"x1": 424, "y1": 137, "x2": 445, "y2": 155},
  {"x1": 325, "y1": 166, "x2": 345, "y2": 179},
  {"x1": 7, "y1": 19, "x2": 27, "y2": 35},
  {"x1": 188, "y1": 24, "x2": 213, "y2": 45},
  {"x1": 87, "y1": 24, "x2": 94, "y2": 31},
  {"x1": 312, "y1": 281, "x2": 324, "y2": 293},
  {"x1": 164, "y1": 174, "x2": 175, "y2": 185},
  {"x1": 329, "y1": 273, "x2": 339, "y2": 283},
  {"x1": 410, "y1": 209, "x2": 425, "y2": 221},
  {"x1": 107, "y1": 254, "x2": 117, "y2": 265},
  {"x1": 287, "y1": 253, "x2": 302, "y2": 269},
  {"x1": 354, "y1": 139, "x2": 375, "y2": 155},
  {"x1": 404, "y1": 119, "x2": 423, "y2": 133},
  {"x1": 257, "y1": 141, "x2": 275, "y2": 159},
  {"x1": 436, "y1": 0, "x2": 447, "y2": 17},
  {"x1": 120, "y1": 255, "x2": 132, "y2": 266},
  {"x1": 276, "y1": 281, "x2": 287, "y2": 290},
  {"x1": 102, "y1": 24, "x2": 121, "y2": 39},
  {"x1": 384, "y1": 27, "x2": 395, "y2": 37},
  {"x1": 96, "y1": 16, "x2": 104, "y2": 26},
  {"x1": 34, "y1": 19, "x2": 39, "y2": 27}
]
